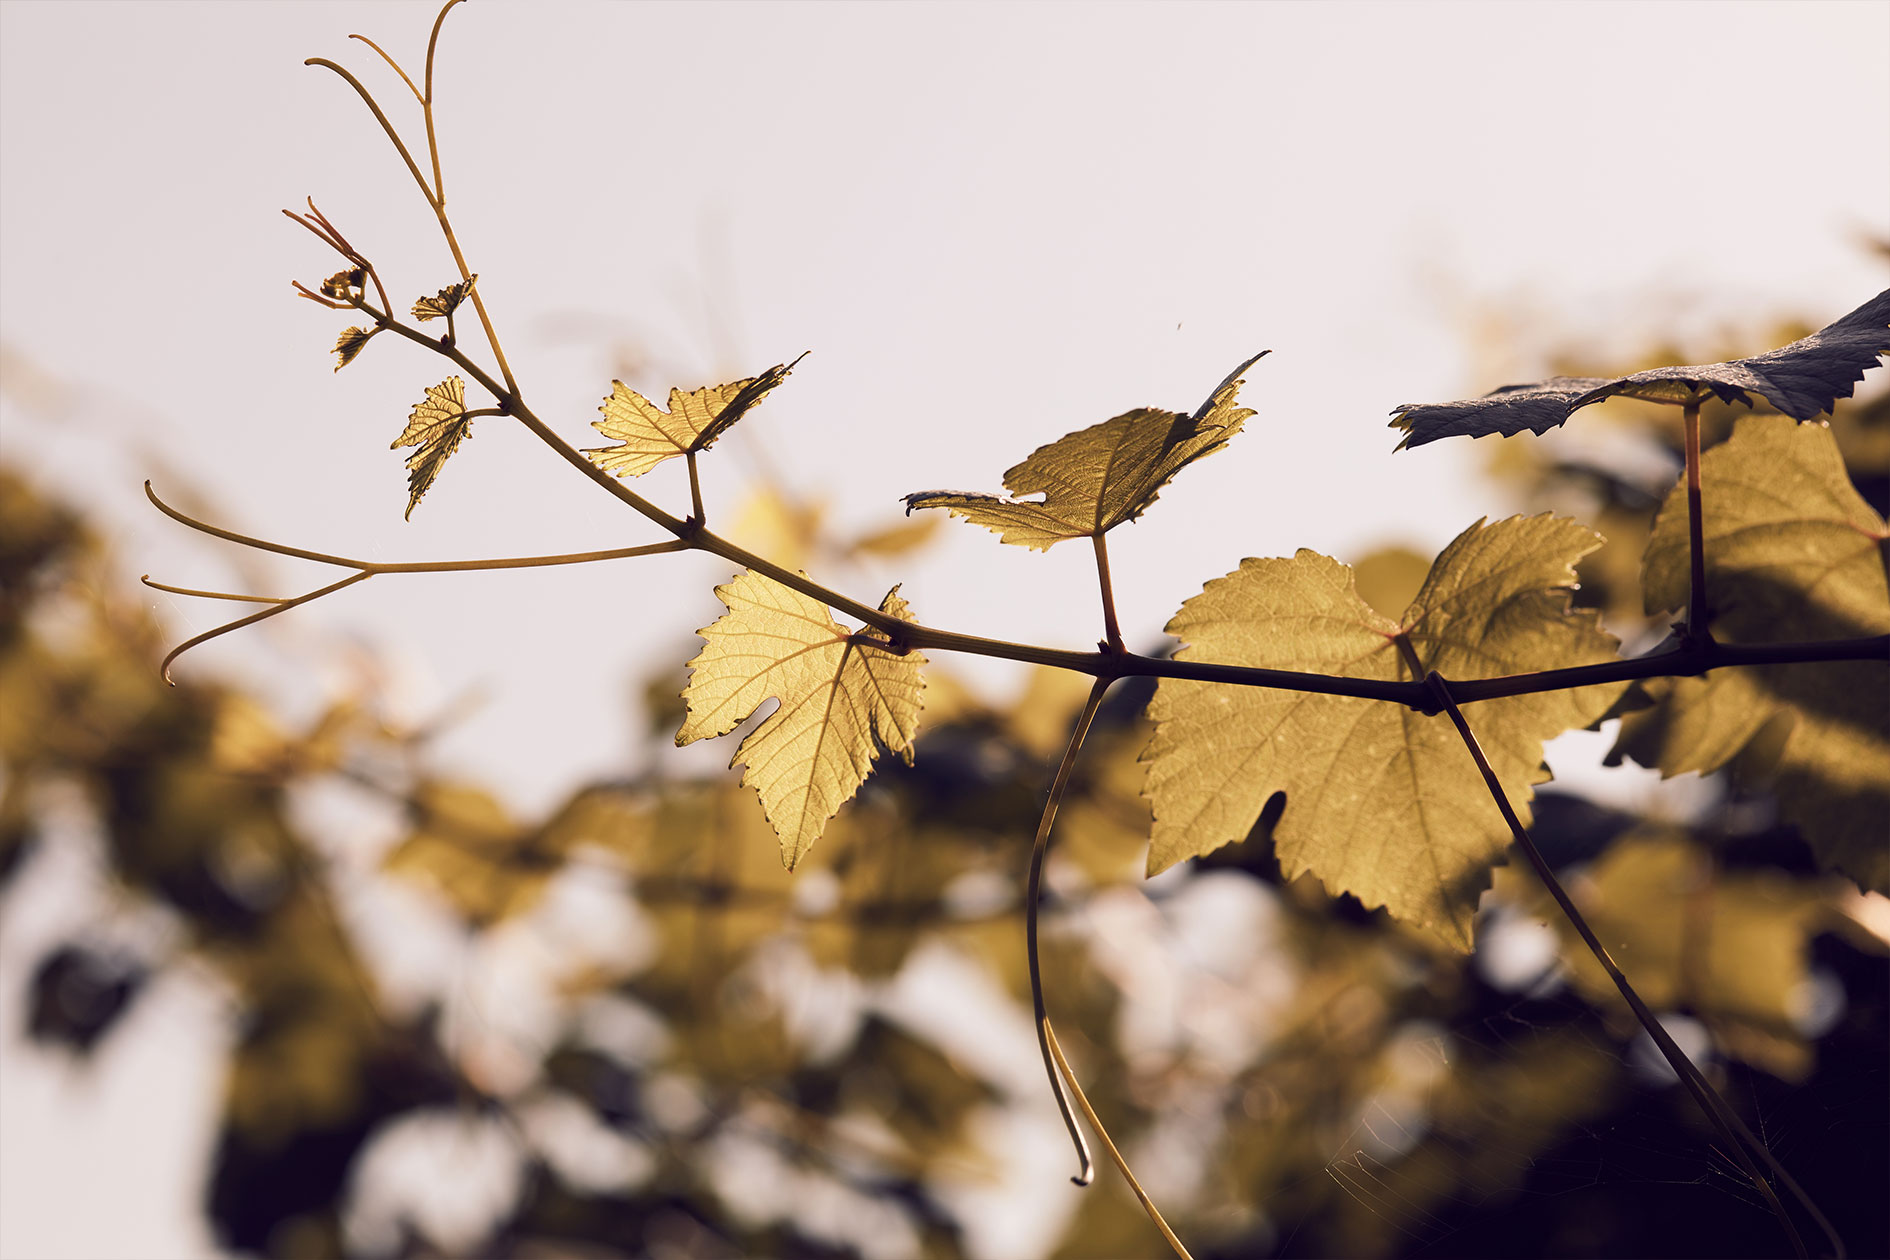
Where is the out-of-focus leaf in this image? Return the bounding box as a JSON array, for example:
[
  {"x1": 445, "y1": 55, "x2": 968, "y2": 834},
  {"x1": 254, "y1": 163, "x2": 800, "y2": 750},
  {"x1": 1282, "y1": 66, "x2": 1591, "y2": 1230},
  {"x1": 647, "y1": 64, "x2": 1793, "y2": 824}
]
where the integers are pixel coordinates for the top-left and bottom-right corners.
[
  {"x1": 1392, "y1": 290, "x2": 1890, "y2": 447},
  {"x1": 1144, "y1": 516, "x2": 1624, "y2": 950},
  {"x1": 1612, "y1": 415, "x2": 1890, "y2": 892},
  {"x1": 332, "y1": 326, "x2": 376, "y2": 372},
  {"x1": 727, "y1": 486, "x2": 826, "y2": 574},
  {"x1": 411, "y1": 275, "x2": 476, "y2": 322},
  {"x1": 1498, "y1": 832, "x2": 1839, "y2": 1078},
  {"x1": 390, "y1": 376, "x2": 471, "y2": 520},
  {"x1": 584, "y1": 356, "x2": 803, "y2": 479},
  {"x1": 384, "y1": 781, "x2": 542, "y2": 925},
  {"x1": 903, "y1": 351, "x2": 1266, "y2": 550},
  {"x1": 27, "y1": 944, "x2": 147, "y2": 1054},
  {"x1": 679, "y1": 573, "x2": 925, "y2": 868},
  {"x1": 847, "y1": 512, "x2": 941, "y2": 559}
]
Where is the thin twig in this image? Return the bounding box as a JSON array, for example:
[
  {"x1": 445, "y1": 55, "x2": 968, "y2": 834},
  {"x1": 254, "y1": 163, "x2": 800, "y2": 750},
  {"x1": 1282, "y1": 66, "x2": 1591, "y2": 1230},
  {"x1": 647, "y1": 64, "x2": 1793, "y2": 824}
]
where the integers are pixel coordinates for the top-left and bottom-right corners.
[
  {"x1": 1425, "y1": 670, "x2": 1842, "y2": 1260},
  {"x1": 347, "y1": 33, "x2": 423, "y2": 104},
  {"x1": 1044, "y1": 1023, "x2": 1195, "y2": 1260},
  {"x1": 1027, "y1": 677, "x2": 1109, "y2": 1187},
  {"x1": 161, "y1": 572, "x2": 372, "y2": 684}
]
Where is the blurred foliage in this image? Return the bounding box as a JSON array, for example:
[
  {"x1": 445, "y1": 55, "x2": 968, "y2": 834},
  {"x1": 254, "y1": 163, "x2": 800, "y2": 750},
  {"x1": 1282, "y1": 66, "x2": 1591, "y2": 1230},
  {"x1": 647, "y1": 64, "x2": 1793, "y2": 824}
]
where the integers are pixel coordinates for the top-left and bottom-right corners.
[{"x1": 3, "y1": 324, "x2": 1888, "y2": 1259}]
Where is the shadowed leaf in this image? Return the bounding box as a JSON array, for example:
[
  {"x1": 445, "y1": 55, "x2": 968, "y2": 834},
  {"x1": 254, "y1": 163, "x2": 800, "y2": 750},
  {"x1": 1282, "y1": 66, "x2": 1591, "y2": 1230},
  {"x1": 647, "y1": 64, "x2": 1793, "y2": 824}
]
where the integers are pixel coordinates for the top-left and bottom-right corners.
[
  {"x1": 584, "y1": 354, "x2": 805, "y2": 479},
  {"x1": 1611, "y1": 415, "x2": 1890, "y2": 892},
  {"x1": 390, "y1": 376, "x2": 471, "y2": 520},
  {"x1": 904, "y1": 351, "x2": 1267, "y2": 549},
  {"x1": 1392, "y1": 290, "x2": 1890, "y2": 448},
  {"x1": 332, "y1": 326, "x2": 375, "y2": 372},
  {"x1": 1143, "y1": 515, "x2": 1624, "y2": 950},
  {"x1": 411, "y1": 275, "x2": 476, "y2": 322},
  {"x1": 679, "y1": 573, "x2": 925, "y2": 868}
]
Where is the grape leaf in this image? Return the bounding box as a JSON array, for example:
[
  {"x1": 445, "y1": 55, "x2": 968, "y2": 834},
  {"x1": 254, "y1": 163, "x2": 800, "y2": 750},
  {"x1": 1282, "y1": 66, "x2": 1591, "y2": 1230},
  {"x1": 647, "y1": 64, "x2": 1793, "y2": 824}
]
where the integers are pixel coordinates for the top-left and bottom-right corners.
[
  {"x1": 332, "y1": 326, "x2": 375, "y2": 371},
  {"x1": 902, "y1": 351, "x2": 1267, "y2": 550},
  {"x1": 390, "y1": 376, "x2": 471, "y2": 520},
  {"x1": 678, "y1": 572, "x2": 925, "y2": 868},
  {"x1": 1391, "y1": 289, "x2": 1890, "y2": 448},
  {"x1": 584, "y1": 354, "x2": 804, "y2": 479},
  {"x1": 1142, "y1": 515, "x2": 1625, "y2": 950},
  {"x1": 411, "y1": 274, "x2": 476, "y2": 322},
  {"x1": 1610, "y1": 415, "x2": 1890, "y2": 892}
]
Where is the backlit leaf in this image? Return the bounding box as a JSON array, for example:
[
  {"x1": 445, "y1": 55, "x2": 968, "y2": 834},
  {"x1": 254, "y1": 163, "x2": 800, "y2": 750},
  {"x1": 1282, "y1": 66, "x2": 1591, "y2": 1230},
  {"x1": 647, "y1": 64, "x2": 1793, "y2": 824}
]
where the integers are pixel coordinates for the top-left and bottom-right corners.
[
  {"x1": 390, "y1": 376, "x2": 471, "y2": 520},
  {"x1": 1143, "y1": 515, "x2": 1624, "y2": 950},
  {"x1": 1391, "y1": 289, "x2": 1890, "y2": 448},
  {"x1": 411, "y1": 274, "x2": 476, "y2": 322},
  {"x1": 584, "y1": 355, "x2": 804, "y2": 479},
  {"x1": 1611, "y1": 415, "x2": 1890, "y2": 892},
  {"x1": 332, "y1": 326, "x2": 375, "y2": 371},
  {"x1": 903, "y1": 351, "x2": 1267, "y2": 549},
  {"x1": 678, "y1": 572, "x2": 925, "y2": 868},
  {"x1": 319, "y1": 268, "x2": 364, "y2": 299}
]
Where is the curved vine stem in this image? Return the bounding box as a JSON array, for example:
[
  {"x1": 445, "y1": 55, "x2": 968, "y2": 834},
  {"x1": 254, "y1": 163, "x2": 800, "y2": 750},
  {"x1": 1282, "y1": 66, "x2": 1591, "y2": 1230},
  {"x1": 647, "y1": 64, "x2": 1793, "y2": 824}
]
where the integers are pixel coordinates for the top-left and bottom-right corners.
[
  {"x1": 1425, "y1": 671, "x2": 1843, "y2": 1260},
  {"x1": 1026, "y1": 678, "x2": 1107, "y2": 1189},
  {"x1": 1043, "y1": 1022, "x2": 1195, "y2": 1260},
  {"x1": 1025, "y1": 675, "x2": 1193, "y2": 1259},
  {"x1": 145, "y1": 481, "x2": 687, "y2": 682}
]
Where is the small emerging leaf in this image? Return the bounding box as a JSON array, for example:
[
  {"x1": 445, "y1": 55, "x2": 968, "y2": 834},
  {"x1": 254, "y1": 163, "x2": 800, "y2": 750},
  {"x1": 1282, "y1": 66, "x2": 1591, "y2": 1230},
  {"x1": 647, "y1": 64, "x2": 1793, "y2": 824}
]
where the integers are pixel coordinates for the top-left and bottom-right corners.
[
  {"x1": 391, "y1": 376, "x2": 471, "y2": 520},
  {"x1": 320, "y1": 268, "x2": 364, "y2": 299},
  {"x1": 1391, "y1": 289, "x2": 1890, "y2": 448},
  {"x1": 904, "y1": 351, "x2": 1267, "y2": 550},
  {"x1": 584, "y1": 354, "x2": 805, "y2": 479},
  {"x1": 411, "y1": 275, "x2": 477, "y2": 322},
  {"x1": 679, "y1": 573, "x2": 925, "y2": 868},
  {"x1": 332, "y1": 326, "x2": 376, "y2": 372},
  {"x1": 1143, "y1": 515, "x2": 1625, "y2": 950}
]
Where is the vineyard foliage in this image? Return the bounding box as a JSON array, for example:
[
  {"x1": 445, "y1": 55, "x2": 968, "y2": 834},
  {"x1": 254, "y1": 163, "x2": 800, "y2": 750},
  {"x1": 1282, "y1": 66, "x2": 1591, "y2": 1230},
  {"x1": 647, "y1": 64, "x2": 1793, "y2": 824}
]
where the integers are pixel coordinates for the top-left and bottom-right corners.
[{"x1": 4, "y1": 5, "x2": 1889, "y2": 1258}]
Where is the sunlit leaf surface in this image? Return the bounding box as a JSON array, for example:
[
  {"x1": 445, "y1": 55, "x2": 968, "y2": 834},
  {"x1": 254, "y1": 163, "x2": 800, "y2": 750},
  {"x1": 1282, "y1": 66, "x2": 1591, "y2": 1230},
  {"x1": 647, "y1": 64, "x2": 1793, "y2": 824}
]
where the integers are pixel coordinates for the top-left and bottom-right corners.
[
  {"x1": 390, "y1": 376, "x2": 471, "y2": 519},
  {"x1": 1144, "y1": 515, "x2": 1624, "y2": 949},
  {"x1": 679, "y1": 572, "x2": 925, "y2": 867},
  {"x1": 1613, "y1": 415, "x2": 1890, "y2": 892},
  {"x1": 584, "y1": 356, "x2": 802, "y2": 479},
  {"x1": 410, "y1": 274, "x2": 476, "y2": 322},
  {"x1": 332, "y1": 326, "x2": 375, "y2": 372},
  {"x1": 904, "y1": 351, "x2": 1266, "y2": 549},
  {"x1": 1391, "y1": 289, "x2": 1890, "y2": 447}
]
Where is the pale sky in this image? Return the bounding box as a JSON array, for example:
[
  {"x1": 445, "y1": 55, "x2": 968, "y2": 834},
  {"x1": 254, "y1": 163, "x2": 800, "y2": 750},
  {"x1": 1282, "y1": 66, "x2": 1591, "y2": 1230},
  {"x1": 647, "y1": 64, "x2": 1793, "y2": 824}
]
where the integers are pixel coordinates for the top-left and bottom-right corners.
[{"x1": 2, "y1": 2, "x2": 1886, "y2": 1256}]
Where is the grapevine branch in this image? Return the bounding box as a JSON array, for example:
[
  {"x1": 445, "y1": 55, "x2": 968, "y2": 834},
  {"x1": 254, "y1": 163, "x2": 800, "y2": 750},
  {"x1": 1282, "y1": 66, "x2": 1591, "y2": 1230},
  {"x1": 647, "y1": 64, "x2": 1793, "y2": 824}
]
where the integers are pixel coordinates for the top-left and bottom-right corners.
[{"x1": 139, "y1": 13, "x2": 1881, "y2": 1258}]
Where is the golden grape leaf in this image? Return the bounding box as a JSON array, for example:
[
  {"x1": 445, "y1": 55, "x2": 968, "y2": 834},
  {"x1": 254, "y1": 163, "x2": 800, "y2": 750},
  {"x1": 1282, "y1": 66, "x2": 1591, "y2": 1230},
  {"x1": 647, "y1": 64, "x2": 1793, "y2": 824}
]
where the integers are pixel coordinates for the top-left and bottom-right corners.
[
  {"x1": 332, "y1": 326, "x2": 375, "y2": 371},
  {"x1": 1612, "y1": 415, "x2": 1890, "y2": 892},
  {"x1": 1143, "y1": 515, "x2": 1625, "y2": 950},
  {"x1": 584, "y1": 354, "x2": 804, "y2": 479},
  {"x1": 903, "y1": 351, "x2": 1267, "y2": 550},
  {"x1": 390, "y1": 376, "x2": 471, "y2": 520},
  {"x1": 411, "y1": 275, "x2": 476, "y2": 322},
  {"x1": 678, "y1": 572, "x2": 925, "y2": 868}
]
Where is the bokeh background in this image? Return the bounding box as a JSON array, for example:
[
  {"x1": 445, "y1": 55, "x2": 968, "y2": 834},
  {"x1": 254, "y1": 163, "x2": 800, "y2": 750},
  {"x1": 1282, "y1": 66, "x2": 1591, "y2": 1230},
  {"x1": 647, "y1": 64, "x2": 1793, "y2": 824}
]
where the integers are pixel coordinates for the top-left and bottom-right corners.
[{"x1": 2, "y1": 3, "x2": 1886, "y2": 1258}]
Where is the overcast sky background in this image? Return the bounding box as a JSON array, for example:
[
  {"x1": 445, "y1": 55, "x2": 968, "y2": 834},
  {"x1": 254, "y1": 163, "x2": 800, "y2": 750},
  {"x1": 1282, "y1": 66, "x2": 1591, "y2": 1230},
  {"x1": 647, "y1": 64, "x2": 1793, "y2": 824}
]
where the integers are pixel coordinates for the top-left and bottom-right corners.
[{"x1": 2, "y1": 3, "x2": 1886, "y2": 1256}]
